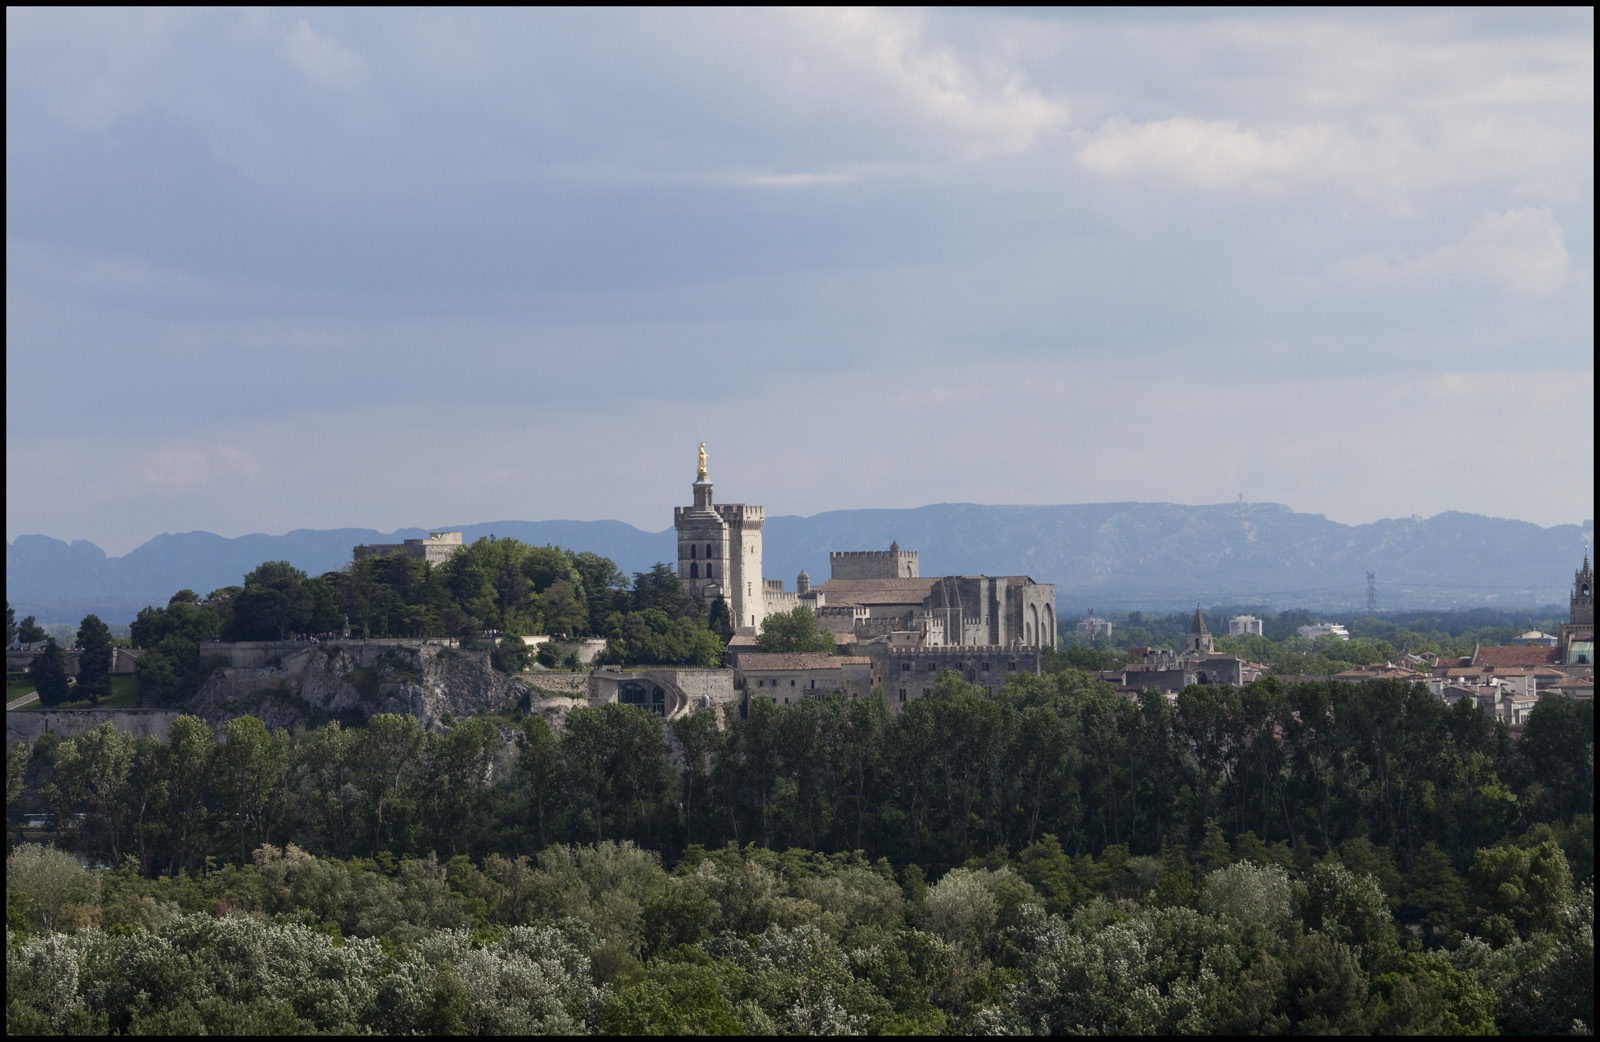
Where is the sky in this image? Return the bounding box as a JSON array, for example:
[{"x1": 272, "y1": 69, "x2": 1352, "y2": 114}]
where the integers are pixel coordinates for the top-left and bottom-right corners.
[{"x1": 6, "y1": 8, "x2": 1594, "y2": 557}]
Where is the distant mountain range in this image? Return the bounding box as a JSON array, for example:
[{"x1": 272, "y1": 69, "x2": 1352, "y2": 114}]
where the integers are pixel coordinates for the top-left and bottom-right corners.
[{"x1": 7, "y1": 503, "x2": 1592, "y2": 625}]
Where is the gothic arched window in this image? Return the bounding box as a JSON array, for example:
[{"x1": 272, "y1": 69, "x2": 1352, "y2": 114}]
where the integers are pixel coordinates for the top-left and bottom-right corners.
[
  {"x1": 690, "y1": 544, "x2": 697, "y2": 559},
  {"x1": 706, "y1": 542, "x2": 715, "y2": 559},
  {"x1": 706, "y1": 563, "x2": 715, "y2": 579},
  {"x1": 689, "y1": 562, "x2": 698, "y2": 579}
]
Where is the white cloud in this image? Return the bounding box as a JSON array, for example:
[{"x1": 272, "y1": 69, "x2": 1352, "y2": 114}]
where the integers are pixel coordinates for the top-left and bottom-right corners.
[
  {"x1": 776, "y1": 8, "x2": 1067, "y2": 160},
  {"x1": 1076, "y1": 117, "x2": 1337, "y2": 193},
  {"x1": 283, "y1": 19, "x2": 367, "y2": 89},
  {"x1": 1334, "y1": 208, "x2": 1573, "y2": 296}
]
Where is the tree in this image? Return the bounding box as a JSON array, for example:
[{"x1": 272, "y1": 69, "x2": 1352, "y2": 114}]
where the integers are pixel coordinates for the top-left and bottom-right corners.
[
  {"x1": 217, "y1": 716, "x2": 288, "y2": 862},
  {"x1": 1464, "y1": 840, "x2": 1574, "y2": 944},
  {"x1": 229, "y1": 561, "x2": 314, "y2": 640},
  {"x1": 49, "y1": 722, "x2": 134, "y2": 862},
  {"x1": 74, "y1": 614, "x2": 115, "y2": 705},
  {"x1": 491, "y1": 634, "x2": 532, "y2": 674},
  {"x1": 708, "y1": 596, "x2": 734, "y2": 642},
  {"x1": 516, "y1": 716, "x2": 564, "y2": 848},
  {"x1": 28, "y1": 639, "x2": 72, "y2": 707},
  {"x1": 756, "y1": 605, "x2": 835, "y2": 654},
  {"x1": 18, "y1": 615, "x2": 47, "y2": 651}
]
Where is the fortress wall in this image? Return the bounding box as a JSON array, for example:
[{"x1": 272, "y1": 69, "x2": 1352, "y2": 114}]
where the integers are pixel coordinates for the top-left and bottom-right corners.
[{"x1": 521, "y1": 671, "x2": 589, "y2": 696}]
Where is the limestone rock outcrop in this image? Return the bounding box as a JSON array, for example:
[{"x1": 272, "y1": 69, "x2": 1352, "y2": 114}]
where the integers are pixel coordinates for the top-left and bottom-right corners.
[{"x1": 190, "y1": 642, "x2": 529, "y2": 732}]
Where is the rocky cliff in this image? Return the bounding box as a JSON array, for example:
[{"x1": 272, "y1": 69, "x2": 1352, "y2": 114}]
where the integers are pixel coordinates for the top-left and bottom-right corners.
[{"x1": 189, "y1": 642, "x2": 531, "y2": 732}]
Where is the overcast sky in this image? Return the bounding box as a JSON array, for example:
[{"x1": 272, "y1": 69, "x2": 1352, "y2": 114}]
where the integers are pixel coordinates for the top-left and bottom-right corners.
[{"x1": 7, "y1": 8, "x2": 1593, "y2": 556}]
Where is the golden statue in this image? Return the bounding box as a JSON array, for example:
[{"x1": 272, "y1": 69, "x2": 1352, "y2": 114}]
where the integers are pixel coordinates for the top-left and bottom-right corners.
[{"x1": 697, "y1": 442, "x2": 708, "y2": 481}]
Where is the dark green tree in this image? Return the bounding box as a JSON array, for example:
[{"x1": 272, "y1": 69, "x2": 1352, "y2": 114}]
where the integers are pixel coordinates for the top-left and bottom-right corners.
[
  {"x1": 491, "y1": 634, "x2": 532, "y2": 674},
  {"x1": 17, "y1": 614, "x2": 47, "y2": 650},
  {"x1": 28, "y1": 638, "x2": 72, "y2": 707},
  {"x1": 74, "y1": 614, "x2": 115, "y2": 705}
]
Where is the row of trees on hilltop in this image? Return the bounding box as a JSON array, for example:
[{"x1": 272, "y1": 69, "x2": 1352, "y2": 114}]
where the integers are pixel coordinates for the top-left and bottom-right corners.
[{"x1": 122, "y1": 542, "x2": 753, "y2": 704}]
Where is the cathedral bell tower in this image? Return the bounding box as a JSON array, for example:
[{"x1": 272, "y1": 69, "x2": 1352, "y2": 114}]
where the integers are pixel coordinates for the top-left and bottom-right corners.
[
  {"x1": 1186, "y1": 605, "x2": 1215, "y2": 656},
  {"x1": 1561, "y1": 551, "x2": 1594, "y2": 666},
  {"x1": 672, "y1": 444, "x2": 767, "y2": 634}
]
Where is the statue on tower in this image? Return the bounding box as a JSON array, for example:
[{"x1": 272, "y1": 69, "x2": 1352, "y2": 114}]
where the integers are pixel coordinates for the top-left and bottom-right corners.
[{"x1": 697, "y1": 442, "x2": 708, "y2": 482}]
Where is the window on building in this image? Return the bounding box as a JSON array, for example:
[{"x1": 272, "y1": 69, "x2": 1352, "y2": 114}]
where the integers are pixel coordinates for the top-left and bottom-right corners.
[
  {"x1": 790, "y1": 679, "x2": 796, "y2": 687},
  {"x1": 707, "y1": 543, "x2": 714, "y2": 558},
  {"x1": 689, "y1": 562, "x2": 698, "y2": 579},
  {"x1": 690, "y1": 544, "x2": 697, "y2": 559},
  {"x1": 981, "y1": 662, "x2": 989, "y2": 671},
  {"x1": 901, "y1": 662, "x2": 910, "y2": 671},
  {"x1": 926, "y1": 662, "x2": 937, "y2": 672},
  {"x1": 1008, "y1": 661, "x2": 1017, "y2": 671},
  {"x1": 706, "y1": 563, "x2": 714, "y2": 579},
  {"x1": 899, "y1": 689, "x2": 907, "y2": 702}
]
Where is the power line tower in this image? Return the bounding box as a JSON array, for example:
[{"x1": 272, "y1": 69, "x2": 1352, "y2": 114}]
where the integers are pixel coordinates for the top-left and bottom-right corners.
[{"x1": 1366, "y1": 571, "x2": 1378, "y2": 616}]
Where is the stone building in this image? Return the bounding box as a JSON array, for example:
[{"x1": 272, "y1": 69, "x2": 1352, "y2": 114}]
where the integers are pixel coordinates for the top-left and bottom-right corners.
[
  {"x1": 737, "y1": 652, "x2": 874, "y2": 704},
  {"x1": 672, "y1": 446, "x2": 1057, "y2": 651},
  {"x1": 673, "y1": 446, "x2": 767, "y2": 634},
  {"x1": 354, "y1": 531, "x2": 465, "y2": 566}
]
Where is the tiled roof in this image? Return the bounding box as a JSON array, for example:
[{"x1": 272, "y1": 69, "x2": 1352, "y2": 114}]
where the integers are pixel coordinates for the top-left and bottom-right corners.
[
  {"x1": 736, "y1": 653, "x2": 869, "y2": 671},
  {"x1": 810, "y1": 578, "x2": 939, "y2": 605},
  {"x1": 1472, "y1": 645, "x2": 1561, "y2": 668}
]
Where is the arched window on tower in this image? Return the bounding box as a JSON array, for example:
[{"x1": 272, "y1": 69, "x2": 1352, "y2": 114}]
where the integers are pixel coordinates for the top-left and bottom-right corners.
[
  {"x1": 690, "y1": 544, "x2": 697, "y2": 559},
  {"x1": 706, "y1": 542, "x2": 715, "y2": 559},
  {"x1": 689, "y1": 562, "x2": 698, "y2": 579},
  {"x1": 706, "y1": 563, "x2": 715, "y2": 579}
]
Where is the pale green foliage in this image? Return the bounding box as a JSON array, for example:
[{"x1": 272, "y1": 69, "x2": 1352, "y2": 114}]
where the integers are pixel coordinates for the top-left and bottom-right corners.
[
  {"x1": 921, "y1": 865, "x2": 1036, "y2": 955},
  {"x1": 1299, "y1": 861, "x2": 1398, "y2": 965},
  {"x1": 988, "y1": 904, "x2": 1246, "y2": 1035},
  {"x1": 14, "y1": 933, "x2": 82, "y2": 1032},
  {"x1": 922, "y1": 869, "x2": 998, "y2": 952},
  {"x1": 1200, "y1": 860, "x2": 1295, "y2": 940},
  {"x1": 7, "y1": 843, "x2": 99, "y2": 932},
  {"x1": 8, "y1": 912, "x2": 601, "y2": 1036}
]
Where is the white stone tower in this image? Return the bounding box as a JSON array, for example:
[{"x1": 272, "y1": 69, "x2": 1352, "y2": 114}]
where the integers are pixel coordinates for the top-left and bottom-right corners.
[{"x1": 673, "y1": 444, "x2": 767, "y2": 634}]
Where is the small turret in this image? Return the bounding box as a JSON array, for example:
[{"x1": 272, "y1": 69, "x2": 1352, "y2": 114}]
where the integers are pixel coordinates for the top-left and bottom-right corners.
[{"x1": 797, "y1": 569, "x2": 810, "y2": 595}]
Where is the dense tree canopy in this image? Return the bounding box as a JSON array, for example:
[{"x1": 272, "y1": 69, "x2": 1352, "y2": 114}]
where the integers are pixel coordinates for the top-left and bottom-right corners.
[{"x1": 756, "y1": 605, "x2": 835, "y2": 654}]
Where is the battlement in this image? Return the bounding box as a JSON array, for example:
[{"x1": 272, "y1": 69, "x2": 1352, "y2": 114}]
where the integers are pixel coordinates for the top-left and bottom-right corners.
[
  {"x1": 891, "y1": 643, "x2": 1030, "y2": 655},
  {"x1": 715, "y1": 503, "x2": 763, "y2": 522},
  {"x1": 829, "y1": 546, "x2": 919, "y2": 580}
]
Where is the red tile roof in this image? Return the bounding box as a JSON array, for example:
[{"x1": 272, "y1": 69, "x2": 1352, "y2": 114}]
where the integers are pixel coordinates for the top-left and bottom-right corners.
[{"x1": 1472, "y1": 645, "x2": 1561, "y2": 668}]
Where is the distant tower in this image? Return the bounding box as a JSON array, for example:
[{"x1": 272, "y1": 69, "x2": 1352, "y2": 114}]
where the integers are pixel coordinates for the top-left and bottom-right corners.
[
  {"x1": 672, "y1": 444, "x2": 767, "y2": 633},
  {"x1": 1572, "y1": 552, "x2": 1594, "y2": 626},
  {"x1": 1366, "y1": 571, "x2": 1378, "y2": 616},
  {"x1": 1560, "y1": 551, "x2": 1595, "y2": 665},
  {"x1": 1186, "y1": 606, "x2": 1215, "y2": 656},
  {"x1": 796, "y1": 569, "x2": 810, "y2": 596}
]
